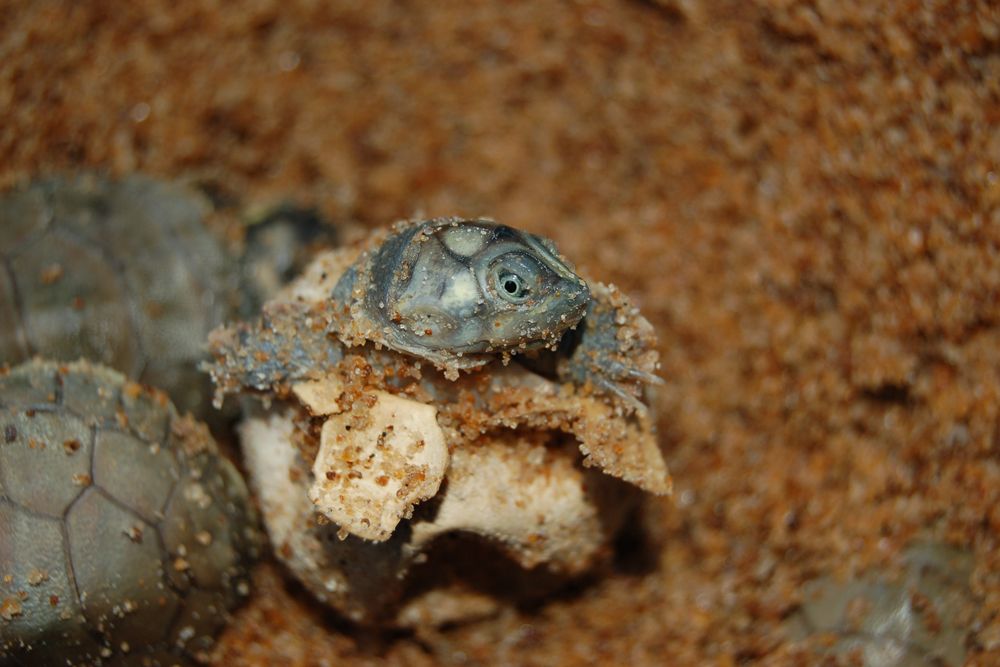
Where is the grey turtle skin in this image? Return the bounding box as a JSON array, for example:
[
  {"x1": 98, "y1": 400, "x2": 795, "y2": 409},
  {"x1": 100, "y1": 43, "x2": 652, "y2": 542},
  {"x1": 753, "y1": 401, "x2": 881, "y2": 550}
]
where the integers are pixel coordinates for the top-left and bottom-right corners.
[
  {"x1": 550, "y1": 283, "x2": 664, "y2": 408},
  {"x1": 0, "y1": 175, "x2": 237, "y2": 420},
  {"x1": 208, "y1": 218, "x2": 661, "y2": 409},
  {"x1": 331, "y1": 218, "x2": 591, "y2": 371},
  {"x1": 0, "y1": 359, "x2": 260, "y2": 666}
]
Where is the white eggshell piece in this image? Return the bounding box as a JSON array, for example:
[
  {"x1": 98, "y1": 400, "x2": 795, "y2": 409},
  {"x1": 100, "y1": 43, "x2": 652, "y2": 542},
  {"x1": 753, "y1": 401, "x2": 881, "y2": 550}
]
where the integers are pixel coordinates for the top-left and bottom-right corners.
[
  {"x1": 278, "y1": 248, "x2": 357, "y2": 302},
  {"x1": 409, "y1": 433, "x2": 605, "y2": 571},
  {"x1": 292, "y1": 377, "x2": 346, "y2": 416},
  {"x1": 309, "y1": 391, "x2": 449, "y2": 541},
  {"x1": 238, "y1": 412, "x2": 353, "y2": 605}
]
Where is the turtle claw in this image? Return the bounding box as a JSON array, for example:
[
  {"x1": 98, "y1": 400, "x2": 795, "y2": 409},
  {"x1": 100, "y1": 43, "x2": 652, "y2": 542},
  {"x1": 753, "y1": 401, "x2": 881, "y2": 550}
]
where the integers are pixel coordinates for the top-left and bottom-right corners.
[
  {"x1": 627, "y1": 367, "x2": 665, "y2": 386},
  {"x1": 594, "y1": 375, "x2": 650, "y2": 414},
  {"x1": 562, "y1": 357, "x2": 657, "y2": 414},
  {"x1": 555, "y1": 283, "x2": 661, "y2": 412},
  {"x1": 604, "y1": 361, "x2": 664, "y2": 387}
]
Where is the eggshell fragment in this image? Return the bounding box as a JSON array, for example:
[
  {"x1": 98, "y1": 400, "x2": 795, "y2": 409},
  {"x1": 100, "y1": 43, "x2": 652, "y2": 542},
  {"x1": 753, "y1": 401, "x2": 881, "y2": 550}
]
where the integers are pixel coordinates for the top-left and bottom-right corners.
[
  {"x1": 409, "y1": 431, "x2": 608, "y2": 572},
  {"x1": 306, "y1": 387, "x2": 449, "y2": 542}
]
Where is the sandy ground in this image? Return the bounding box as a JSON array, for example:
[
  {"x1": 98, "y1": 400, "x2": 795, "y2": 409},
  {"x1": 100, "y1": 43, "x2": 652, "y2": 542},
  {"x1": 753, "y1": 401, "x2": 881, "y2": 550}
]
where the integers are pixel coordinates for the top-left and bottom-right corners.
[{"x1": 2, "y1": 0, "x2": 999, "y2": 664}]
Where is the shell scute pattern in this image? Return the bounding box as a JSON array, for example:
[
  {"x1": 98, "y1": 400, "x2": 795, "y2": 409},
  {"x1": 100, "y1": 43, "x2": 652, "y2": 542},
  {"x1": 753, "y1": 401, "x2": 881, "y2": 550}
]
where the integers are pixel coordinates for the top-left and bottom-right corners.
[
  {"x1": 0, "y1": 175, "x2": 235, "y2": 419},
  {"x1": 0, "y1": 360, "x2": 259, "y2": 666},
  {"x1": 330, "y1": 218, "x2": 592, "y2": 375}
]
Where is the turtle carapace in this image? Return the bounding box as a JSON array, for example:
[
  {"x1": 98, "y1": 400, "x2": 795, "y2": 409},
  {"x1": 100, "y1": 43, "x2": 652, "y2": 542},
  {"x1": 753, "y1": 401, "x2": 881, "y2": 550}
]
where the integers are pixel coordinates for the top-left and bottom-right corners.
[{"x1": 331, "y1": 218, "x2": 591, "y2": 372}]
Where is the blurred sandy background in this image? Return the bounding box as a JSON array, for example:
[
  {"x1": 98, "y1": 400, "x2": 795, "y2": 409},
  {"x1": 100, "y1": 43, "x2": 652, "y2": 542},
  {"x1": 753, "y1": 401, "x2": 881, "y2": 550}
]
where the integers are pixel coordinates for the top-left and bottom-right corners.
[{"x1": 2, "y1": 1, "x2": 999, "y2": 664}]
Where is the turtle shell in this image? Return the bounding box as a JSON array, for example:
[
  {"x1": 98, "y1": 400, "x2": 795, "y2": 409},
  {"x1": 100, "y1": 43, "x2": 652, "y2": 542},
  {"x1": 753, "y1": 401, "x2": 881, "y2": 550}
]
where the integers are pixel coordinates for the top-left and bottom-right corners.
[
  {"x1": 0, "y1": 359, "x2": 259, "y2": 666},
  {"x1": 330, "y1": 218, "x2": 590, "y2": 374},
  {"x1": 0, "y1": 175, "x2": 237, "y2": 419}
]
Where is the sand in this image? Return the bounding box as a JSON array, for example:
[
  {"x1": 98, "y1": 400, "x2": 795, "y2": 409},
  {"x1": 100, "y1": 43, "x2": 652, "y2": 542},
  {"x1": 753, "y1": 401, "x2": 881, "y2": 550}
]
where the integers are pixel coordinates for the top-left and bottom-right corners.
[{"x1": 2, "y1": 0, "x2": 998, "y2": 664}]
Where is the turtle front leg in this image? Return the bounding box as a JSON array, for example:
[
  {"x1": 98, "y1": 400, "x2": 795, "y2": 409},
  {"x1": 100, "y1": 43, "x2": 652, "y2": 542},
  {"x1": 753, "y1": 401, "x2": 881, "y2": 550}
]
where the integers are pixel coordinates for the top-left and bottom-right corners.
[
  {"x1": 556, "y1": 283, "x2": 662, "y2": 412},
  {"x1": 204, "y1": 300, "x2": 344, "y2": 405}
]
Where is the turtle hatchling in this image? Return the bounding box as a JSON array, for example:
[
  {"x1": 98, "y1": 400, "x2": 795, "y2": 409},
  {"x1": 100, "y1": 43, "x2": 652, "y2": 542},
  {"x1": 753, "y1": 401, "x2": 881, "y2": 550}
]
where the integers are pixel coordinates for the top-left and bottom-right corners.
[
  {"x1": 211, "y1": 217, "x2": 661, "y2": 408},
  {"x1": 206, "y1": 223, "x2": 669, "y2": 624},
  {"x1": 330, "y1": 218, "x2": 591, "y2": 373},
  {"x1": 0, "y1": 359, "x2": 260, "y2": 666},
  {"x1": 0, "y1": 175, "x2": 236, "y2": 420}
]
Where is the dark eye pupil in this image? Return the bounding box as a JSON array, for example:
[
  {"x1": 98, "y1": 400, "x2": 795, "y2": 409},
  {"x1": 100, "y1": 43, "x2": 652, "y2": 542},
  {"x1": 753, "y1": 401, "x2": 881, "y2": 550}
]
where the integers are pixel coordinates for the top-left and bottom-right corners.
[{"x1": 497, "y1": 271, "x2": 529, "y2": 300}]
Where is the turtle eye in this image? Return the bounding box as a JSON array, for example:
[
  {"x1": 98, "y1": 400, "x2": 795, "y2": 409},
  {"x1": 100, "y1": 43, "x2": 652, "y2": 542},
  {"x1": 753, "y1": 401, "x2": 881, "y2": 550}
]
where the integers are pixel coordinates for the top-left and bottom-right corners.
[
  {"x1": 498, "y1": 272, "x2": 529, "y2": 301},
  {"x1": 488, "y1": 251, "x2": 545, "y2": 304}
]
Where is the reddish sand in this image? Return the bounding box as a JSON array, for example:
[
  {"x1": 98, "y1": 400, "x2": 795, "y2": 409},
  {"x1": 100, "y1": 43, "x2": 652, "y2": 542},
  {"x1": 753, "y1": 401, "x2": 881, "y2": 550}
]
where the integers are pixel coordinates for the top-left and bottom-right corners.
[{"x1": 2, "y1": 1, "x2": 998, "y2": 664}]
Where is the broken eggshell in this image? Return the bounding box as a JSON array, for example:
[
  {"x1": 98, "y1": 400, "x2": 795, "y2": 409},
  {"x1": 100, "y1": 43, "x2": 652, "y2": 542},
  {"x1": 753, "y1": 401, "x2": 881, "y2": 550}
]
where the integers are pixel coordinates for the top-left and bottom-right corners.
[
  {"x1": 294, "y1": 377, "x2": 448, "y2": 543},
  {"x1": 211, "y1": 245, "x2": 670, "y2": 624}
]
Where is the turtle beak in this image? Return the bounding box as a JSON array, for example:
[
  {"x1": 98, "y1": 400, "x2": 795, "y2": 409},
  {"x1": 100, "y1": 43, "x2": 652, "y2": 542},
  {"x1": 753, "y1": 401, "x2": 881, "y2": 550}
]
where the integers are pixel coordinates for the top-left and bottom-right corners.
[{"x1": 563, "y1": 278, "x2": 591, "y2": 326}]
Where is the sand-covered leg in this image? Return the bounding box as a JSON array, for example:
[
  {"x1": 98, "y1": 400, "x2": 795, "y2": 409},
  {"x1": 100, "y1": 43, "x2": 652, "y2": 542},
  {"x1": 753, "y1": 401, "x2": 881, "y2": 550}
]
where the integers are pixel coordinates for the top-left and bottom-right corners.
[
  {"x1": 204, "y1": 300, "x2": 344, "y2": 404},
  {"x1": 557, "y1": 283, "x2": 662, "y2": 412}
]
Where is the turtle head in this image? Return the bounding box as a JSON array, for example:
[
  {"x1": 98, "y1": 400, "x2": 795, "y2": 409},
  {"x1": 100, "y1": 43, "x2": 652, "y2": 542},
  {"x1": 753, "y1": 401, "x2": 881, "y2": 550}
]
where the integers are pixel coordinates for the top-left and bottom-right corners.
[{"x1": 383, "y1": 219, "x2": 590, "y2": 358}]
